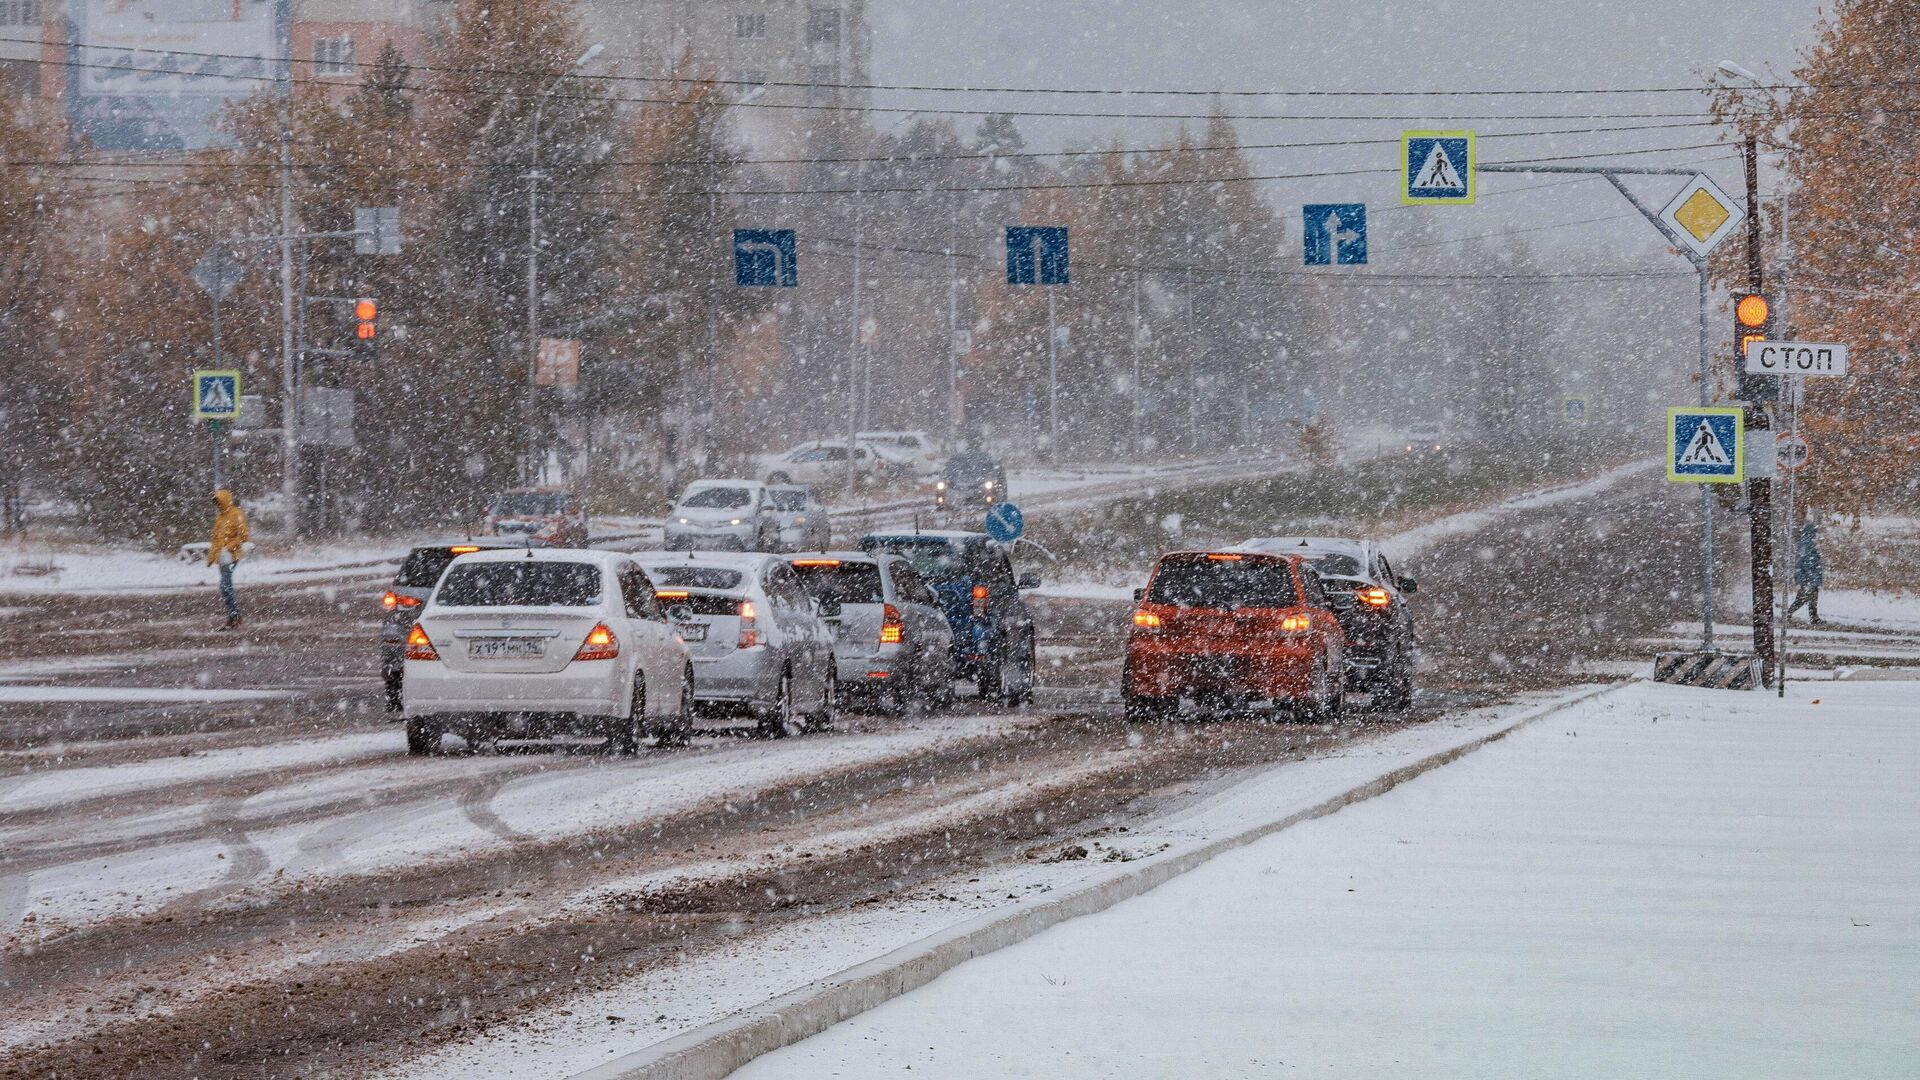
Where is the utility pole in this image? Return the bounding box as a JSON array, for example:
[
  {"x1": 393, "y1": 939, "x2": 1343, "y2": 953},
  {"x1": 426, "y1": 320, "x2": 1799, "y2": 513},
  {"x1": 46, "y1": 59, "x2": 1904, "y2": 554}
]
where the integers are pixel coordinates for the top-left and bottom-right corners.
[
  {"x1": 947, "y1": 193, "x2": 962, "y2": 446},
  {"x1": 277, "y1": 58, "x2": 301, "y2": 538},
  {"x1": 844, "y1": 173, "x2": 863, "y2": 492},
  {"x1": 1743, "y1": 135, "x2": 1776, "y2": 687},
  {"x1": 1045, "y1": 285, "x2": 1059, "y2": 463},
  {"x1": 1130, "y1": 268, "x2": 1144, "y2": 454}
]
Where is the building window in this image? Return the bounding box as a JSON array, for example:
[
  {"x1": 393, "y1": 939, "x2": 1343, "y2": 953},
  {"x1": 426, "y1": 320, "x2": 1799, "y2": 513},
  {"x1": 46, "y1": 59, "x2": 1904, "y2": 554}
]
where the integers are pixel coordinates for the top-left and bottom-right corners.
[
  {"x1": 0, "y1": 0, "x2": 41, "y2": 26},
  {"x1": 313, "y1": 36, "x2": 356, "y2": 77},
  {"x1": 734, "y1": 12, "x2": 766, "y2": 39},
  {"x1": 736, "y1": 71, "x2": 767, "y2": 100},
  {"x1": 805, "y1": 7, "x2": 840, "y2": 45},
  {"x1": 806, "y1": 63, "x2": 837, "y2": 103}
]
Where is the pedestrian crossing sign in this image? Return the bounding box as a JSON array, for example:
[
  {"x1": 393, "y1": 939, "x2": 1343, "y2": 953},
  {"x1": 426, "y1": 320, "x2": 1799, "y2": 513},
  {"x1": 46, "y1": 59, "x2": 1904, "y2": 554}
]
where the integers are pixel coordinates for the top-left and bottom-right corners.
[
  {"x1": 1402, "y1": 131, "x2": 1475, "y2": 205},
  {"x1": 1667, "y1": 406, "x2": 1743, "y2": 483},
  {"x1": 193, "y1": 369, "x2": 240, "y2": 421}
]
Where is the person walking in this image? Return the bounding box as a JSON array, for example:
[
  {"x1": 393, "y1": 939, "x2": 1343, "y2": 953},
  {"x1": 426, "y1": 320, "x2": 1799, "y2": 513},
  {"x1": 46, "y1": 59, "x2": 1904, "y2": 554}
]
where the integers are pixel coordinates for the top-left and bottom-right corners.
[
  {"x1": 208, "y1": 489, "x2": 250, "y2": 630},
  {"x1": 1786, "y1": 520, "x2": 1824, "y2": 626}
]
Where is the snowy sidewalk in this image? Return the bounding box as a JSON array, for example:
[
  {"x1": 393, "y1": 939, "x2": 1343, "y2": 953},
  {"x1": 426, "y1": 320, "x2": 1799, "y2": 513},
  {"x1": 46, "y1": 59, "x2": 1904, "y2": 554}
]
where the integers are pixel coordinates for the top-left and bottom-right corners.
[{"x1": 737, "y1": 680, "x2": 1920, "y2": 1079}]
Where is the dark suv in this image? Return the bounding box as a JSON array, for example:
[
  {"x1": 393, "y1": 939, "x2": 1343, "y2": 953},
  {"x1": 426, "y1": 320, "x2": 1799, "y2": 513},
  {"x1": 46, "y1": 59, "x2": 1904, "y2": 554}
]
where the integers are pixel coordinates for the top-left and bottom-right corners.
[
  {"x1": 1240, "y1": 537, "x2": 1417, "y2": 710},
  {"x1": 378, "y1": 538, "x2": 547, "y2": 712},
  {"x1": 860, "y1": 530, "x2": 1039, "y2": 703}
]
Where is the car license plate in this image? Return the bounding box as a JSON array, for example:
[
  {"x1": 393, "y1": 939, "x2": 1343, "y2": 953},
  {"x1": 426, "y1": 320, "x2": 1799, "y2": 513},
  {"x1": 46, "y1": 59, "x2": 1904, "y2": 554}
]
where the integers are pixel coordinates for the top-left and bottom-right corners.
[
  {"x1": 677, "y1": 623, "x2": 708, "y2": 642},
  {"x1": 468, "y1": 637, "x2": 544, "y2": 660},
  {"x1": 1191, "y1": 656, "x2": 1243, "y2": 683}
]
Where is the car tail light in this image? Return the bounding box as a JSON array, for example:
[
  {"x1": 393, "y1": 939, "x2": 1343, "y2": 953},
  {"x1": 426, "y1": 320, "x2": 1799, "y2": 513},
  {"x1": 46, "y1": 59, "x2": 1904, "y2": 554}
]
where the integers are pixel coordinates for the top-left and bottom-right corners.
[
  {"x1": 971, "y1": 584, "x2": 989, "y2": 618},
  {"x1": 1280, "y1": 613, "x2": 1313, "y2": 635},
  {"x1": 381, "y1": 590, "x2": 422, "y2": 611},
  {"x1": 655, "y1": 589, "x2": 690, "y2": 600},
  {"x1": 1133, "y1": 609, "x2": 1163, "y2": 629},
  {"x1": 574, "y1": 622, "x2": 619, "y2": 661},
  {"x1": 404, "y1": 624, "x2": 440, "y2": 661},
  {"x1": 792, "y1": 559, "x2": 842, "y2": 568},
  {"x1": 449, "y1": 545, "x2": 480, "y2": 555},
  {"x1": 879, "y1": 603, "x2": 905, "y2": 644},
  {"x1": 737, "y1": 600, "x2": 760, "y2": 648},
  {"x1": 1356, "y1": 586, "x2": 1393, "y2": 608},
  {"x1": 1205, "y1": 552, "x2": 1243, "y2": 562}
]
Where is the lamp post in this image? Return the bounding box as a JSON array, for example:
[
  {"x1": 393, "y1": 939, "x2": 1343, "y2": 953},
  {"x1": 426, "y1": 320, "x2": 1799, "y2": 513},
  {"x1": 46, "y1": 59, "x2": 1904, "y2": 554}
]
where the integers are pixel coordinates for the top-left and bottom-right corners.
[{"x1": 524, "y1": 42, "x2": 603, "y2": 485}]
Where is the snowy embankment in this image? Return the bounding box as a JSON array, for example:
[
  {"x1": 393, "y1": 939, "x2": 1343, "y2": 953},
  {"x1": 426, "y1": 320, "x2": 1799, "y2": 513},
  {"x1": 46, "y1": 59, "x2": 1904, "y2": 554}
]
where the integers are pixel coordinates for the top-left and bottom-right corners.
[{"x1": 735, "y1": 678, "x2": 1920, "y2": 1080}]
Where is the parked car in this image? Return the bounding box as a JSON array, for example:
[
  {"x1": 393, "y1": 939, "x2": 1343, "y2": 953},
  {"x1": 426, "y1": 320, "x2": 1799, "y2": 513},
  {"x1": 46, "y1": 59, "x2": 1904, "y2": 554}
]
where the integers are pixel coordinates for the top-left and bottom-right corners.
[
  {"x1": 633, "y1": 551, "x2": 837, "y2": 737},
  {"x1": 935, "y1": 448, "x2": 1007, "y2": 513},
  {"x1": 481, "y1": 487, "x2": 589, "y2": 547},
  {"x1": 378, "y1": 537, "x2": 548, "y2": 713},
  {"x1": 859, "y1": 530, "x2": 1038, "y2": 704},
  {"x1": 789, "y1": 552, "x2": 956, "y2": 714},
  {"x1": 1239, "y1": 537, "x2": 1417, "y2": 710},
  {"x1": 401, "y1": 549, "x2": 694, "y2": 755},
  {"x1": 1124, "y1": 550, "x2": 1346, "y2": 722},
  {"x1": 767, "y1": 485, "x2": 832, "y2": 552},
  {"x1": 757, "y1": 440, "x2": 901, "y2": 487},
  {"x1": 1404, "y1": 423, "x2": 1446, "y2": 455},
  {"x1": 857, "y1": 430, "x2": 944, "y2": 477},
  {"x1": 664, "y1": 480, "x2": 780, "y2": 551}
]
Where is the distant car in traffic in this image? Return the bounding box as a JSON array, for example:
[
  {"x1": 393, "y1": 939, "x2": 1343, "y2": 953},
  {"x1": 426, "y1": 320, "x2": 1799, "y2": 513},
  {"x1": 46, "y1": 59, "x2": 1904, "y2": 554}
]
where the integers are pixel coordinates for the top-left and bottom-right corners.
[
  {"x1": 378, "y1": 537, "x2": 549, "y2": 712},
  {"x1": 857, "y1": 430, "x2": 944, "y2": 477},
  {"x1": 633, "y1": 551, "x2": 838, "y2": 737},
  {"x1": 480, "y1": 487, "x2": 589, "y2": 547},
  {"x1": 1239, "y1": 537, "x2": 1417, "y2": 710},
  {"x1": 789, "y1": 552, "x2": 956, "y2": 714},
  {"x1": 664, "y1": 480, "x2": 780, "y2": 551},
  {"x1": 767, "y1": 485, "x2": 832, "y2": 552},
  {"x1": 1404, "y1": 423, "x2": 1446, "y2": 455},
  {"x1": 860, "y1": 530, "x2": 1038, "y2": 704},
  {"x1": 935, "y1": 448, "x2": 1007, "y2": 513},
  {"x1": 401, "y1": 549, "x2": 694, "y2": 755},
  {"x1": 1124, "y1": 549, "x2": 1346, "y2": 722},
  {"x1": 757, "y1": 440, "x2": 902, "y2": 487}
]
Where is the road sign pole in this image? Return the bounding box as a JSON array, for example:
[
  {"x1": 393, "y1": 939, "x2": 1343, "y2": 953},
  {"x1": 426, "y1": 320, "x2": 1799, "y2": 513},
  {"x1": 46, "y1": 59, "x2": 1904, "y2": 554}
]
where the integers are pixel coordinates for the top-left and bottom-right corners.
[
  {"x1": 1697, "y1": 264, "x2": 1715, "y2": 652},
  {"x1": 1046, "y1": 286, "x2": 1059, "y2": 465}
]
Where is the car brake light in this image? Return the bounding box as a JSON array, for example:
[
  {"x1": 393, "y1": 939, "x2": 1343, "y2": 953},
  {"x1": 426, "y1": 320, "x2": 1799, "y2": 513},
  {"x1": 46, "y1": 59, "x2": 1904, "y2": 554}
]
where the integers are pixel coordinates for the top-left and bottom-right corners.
[
  {"x1": 879, "y1": 603, "x2": 905, "y2": 644},
  {"x1": 1356, "y1": 586, "x2": 1392, "y2": 608},
  {"x1": 574, "y1": 622, "x2": 619, "y2": 661},
  {"x1": 1205, "y1": 553, "x2": 1243, "y2": 561},
  {"x1": 971, "y1": 584, "x2": 989, "y2": 618},
  {"x1": 1280, "y1": 613, "x2": 1313, "y2": 634},
  {"x1": 449, "y1": 545, "x2": 480, "y2": 554},
  {"x1": 654, "y1": 589, "x2": 690, "y2": 600},
  {"x1": 792, "y1": 559, "x2": 842, "y2": 568},
  {"x1": 381, "y1": 590, "x2": 422, "y2": 611},
  {"x1": 1133, "y1": 609, "x2": 1162, "y2": 629},
  {"x1": 737, "y1": 599, "x2": 759, "y2": 648},
  {"x1": 404, "y1": 624, "x2": 440, "y2": 661}
]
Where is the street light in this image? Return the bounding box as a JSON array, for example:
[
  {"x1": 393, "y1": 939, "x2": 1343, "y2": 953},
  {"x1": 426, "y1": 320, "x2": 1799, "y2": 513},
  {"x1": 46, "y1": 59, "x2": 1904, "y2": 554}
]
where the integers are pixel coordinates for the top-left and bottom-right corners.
[{"x1": 524, "y1": 42, "x2": 603, "y2": 484}]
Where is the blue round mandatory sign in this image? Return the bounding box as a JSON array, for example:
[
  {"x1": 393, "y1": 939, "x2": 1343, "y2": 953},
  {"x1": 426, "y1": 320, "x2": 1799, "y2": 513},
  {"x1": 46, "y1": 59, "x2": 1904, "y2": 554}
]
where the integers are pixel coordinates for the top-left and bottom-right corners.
[{"x1": 984, "y1": 502, "x2": 1025, "y2": 543}]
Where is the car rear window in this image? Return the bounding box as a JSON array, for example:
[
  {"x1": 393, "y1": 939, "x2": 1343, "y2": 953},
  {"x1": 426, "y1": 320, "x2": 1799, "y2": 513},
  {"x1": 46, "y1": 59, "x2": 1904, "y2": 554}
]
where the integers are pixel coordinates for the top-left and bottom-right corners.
[
  {"x1": 767, "y1": 489, "x2": 808, "y2": 511},
  {"x1": 492, "y1": 492, "x2": 566, "y2": 516},
  {"x1": 1311, "y1": 553, "x2": 1364, "y2": 578},
  {"x1": 436, "y1": 562, "x2": 601, "y2": 607},
  {"x1": 863, "y1": 538, "x2": 968, "y2": 582},
  {"x1": 658, "y1": 593, "x2": 743, "y2": 617},
  {"x1": 682, "y1": 487, "x2": 752, "y2": 510},
  {"x1": 396, "y1": 547, "x2": 459, "y2": 588},
  {"x1": 791, "y1": 563, "x2": 885, "y2": 605},
  {"x1": 1147, "y1": 558, "x2": 1298, "y2": 610},
  {"x1": 645, "y1": 565, "x2": 746, "y2": 590}
]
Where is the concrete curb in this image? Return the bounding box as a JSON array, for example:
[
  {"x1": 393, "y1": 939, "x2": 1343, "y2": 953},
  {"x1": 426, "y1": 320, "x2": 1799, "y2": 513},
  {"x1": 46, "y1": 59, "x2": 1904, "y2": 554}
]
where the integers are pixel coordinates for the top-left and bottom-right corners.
[{"x1": 572, "y1": 681, "x2": 1626, "y2": 1080}]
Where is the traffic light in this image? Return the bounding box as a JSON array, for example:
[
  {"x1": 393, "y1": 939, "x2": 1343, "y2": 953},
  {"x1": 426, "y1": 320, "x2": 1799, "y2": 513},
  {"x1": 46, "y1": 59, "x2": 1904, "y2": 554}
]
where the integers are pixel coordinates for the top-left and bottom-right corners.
[
  {"x1": 1733, "y1": 291, "x2": 1777, "y2": 403},
  {"x1": 354, "y1": 297, "x2": 378, "y2": 341}
]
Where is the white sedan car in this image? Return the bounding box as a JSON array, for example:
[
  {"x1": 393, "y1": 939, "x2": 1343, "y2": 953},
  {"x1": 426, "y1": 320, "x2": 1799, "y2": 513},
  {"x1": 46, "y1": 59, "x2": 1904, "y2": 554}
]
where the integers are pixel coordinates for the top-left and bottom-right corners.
[
  {"x1": 756, "y1": 440, "x2": 903, "y2": 487},
  {"x1": 402, "y1": 549, "x2": 694, "y2": 755}
]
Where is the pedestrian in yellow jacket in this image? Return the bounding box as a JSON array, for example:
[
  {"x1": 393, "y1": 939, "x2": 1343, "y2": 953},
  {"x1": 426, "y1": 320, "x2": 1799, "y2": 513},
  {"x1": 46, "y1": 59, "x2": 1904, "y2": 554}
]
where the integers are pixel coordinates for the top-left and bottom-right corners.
[{"x1": 208, "y1": 489, "x2": 249, "y2": 629}]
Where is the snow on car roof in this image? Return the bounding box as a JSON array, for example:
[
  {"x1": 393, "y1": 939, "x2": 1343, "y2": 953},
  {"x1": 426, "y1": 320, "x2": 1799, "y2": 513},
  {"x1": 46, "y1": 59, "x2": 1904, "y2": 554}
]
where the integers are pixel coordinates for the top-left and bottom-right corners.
[
  {"x1": 633, "y1": 550, "x2": 781, "y2": 571},
  {"x1": 863, "y1": 529, "x2": 987, "y2": 542},
  {"x1": 684, "y1": 478, "x2": 762, "y2": 491},
  {"x1": 447, "y1": 546, "x2": 618, "y2": 565},
  {"x1": 1239, "y1": 536, "x2": 1370, "y2": 560}
]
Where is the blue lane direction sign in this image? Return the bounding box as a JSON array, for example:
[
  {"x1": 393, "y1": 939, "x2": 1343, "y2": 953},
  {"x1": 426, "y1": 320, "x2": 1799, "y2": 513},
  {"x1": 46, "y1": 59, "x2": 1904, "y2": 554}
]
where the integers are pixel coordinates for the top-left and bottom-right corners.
[
  {"x1": 193, "y1": 369, "x2": 240, "y2": 421},
  {"x1": 1667, "y1": 406, "x2": 1744, "y2": 483},
  {"x1": 1303, "y1": 203, "x2": 1367, "y2": 265},
  {"x1": 984, "y1": 502, "x2": 1025, "y2": 544},
  {"x1": 1402, "y1": 131, "x2": 1475, "y2": 205},
  {"x1": 1563, "y1": 397, "x2": 1588, "y2": 424},
  {"x1": 1006, "y1": 227, "x2": 1069, "y2": 285},
  {"x1": 734, "y1": 229, "x2": 798, "y2": 287}
]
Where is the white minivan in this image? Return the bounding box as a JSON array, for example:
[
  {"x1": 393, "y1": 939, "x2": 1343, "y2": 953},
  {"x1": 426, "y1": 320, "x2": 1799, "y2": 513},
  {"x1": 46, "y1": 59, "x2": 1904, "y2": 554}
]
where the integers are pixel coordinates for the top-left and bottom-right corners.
[{"x1": 402, "y1": 549, "x2": 694, "y2": 755}]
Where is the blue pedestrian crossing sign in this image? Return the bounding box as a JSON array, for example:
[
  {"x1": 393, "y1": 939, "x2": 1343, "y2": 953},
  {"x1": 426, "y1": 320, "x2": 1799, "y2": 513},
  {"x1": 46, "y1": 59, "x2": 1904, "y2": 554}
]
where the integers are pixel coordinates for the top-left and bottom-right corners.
[
  {"x1": 1563, "y1": 397, "x2": 1588, "y2": 424},
  {"x1": 192, "y1": 369, "x2": 240, "y2": 421},
  {"x1": 984, "y1": 502, "x2": 1025, "y2": 543},
  {"x1": 1303, "y1": 203, "x2": 1367, "y2": 265},
  {"x1": 1667, "y1": 406, "x2": 1743, "y2": 483},
  {"x1": 734, "y1": 229, "x2": 798, "y2": 287},
  {"x1": 1007, "y1": 227, "x2": 1069, "y2": 285},
  {"x1": 1402, "y1": 131, "x2": 1475, "y2": 205}
]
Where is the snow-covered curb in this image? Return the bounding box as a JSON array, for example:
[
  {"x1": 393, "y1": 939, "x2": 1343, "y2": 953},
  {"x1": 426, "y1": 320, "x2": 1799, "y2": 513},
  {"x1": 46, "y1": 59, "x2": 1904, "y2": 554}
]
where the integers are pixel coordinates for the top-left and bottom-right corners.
[{"x1": 569, "y1": 682, "x2": 1624, "y2": 1080}]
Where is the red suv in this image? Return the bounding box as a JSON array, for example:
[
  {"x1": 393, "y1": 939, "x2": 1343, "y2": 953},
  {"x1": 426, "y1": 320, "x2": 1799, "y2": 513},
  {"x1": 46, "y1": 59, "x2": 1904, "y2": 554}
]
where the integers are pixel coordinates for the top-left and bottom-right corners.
[{"x1": 1124, "y1": 550, "x2": 1346, "y2": 721}]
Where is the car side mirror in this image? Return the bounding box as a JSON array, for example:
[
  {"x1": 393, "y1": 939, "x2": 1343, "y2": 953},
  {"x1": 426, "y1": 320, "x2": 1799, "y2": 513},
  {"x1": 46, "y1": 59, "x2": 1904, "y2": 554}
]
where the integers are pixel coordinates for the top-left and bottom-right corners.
[
  {"x1": 1132, "y1": 587, "x2": 1145, "y2": 601},
  {"x1": 1330, "y1": 593, "x2": 1355, "y2": 611},
  {"x1": 1398, "y1": 576, "x2": 1418, "y2": 594},
  {"x1": 1017, "y1": 571, "x2": 1041, "y2": 590}
]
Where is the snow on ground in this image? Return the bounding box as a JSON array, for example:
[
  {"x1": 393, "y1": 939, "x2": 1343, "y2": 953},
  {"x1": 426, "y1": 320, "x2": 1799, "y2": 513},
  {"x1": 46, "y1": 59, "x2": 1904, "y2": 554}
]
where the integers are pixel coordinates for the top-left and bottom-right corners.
[
  {"x1": 1815, "y1": 589, "x2": 1920, "y2": 632},
  {"x1": 0, "y1": 540, "x2": 409, "y2": 595},
  {"x1": 737, "y1": 679, "x2": 1920, "y2": 1080},
  {"x1": 0, "y1": 730, "x2": 397, "y2": 815},
  {"x1": 377, "y1": 687, "x2": 1609, "y2": 1080},
  {"x1": 1384, "y1": 457, "x2": 1658, "y2": 558},
  {"x1": 0, "y1": 686, "x2": 291, "y2": 704}
]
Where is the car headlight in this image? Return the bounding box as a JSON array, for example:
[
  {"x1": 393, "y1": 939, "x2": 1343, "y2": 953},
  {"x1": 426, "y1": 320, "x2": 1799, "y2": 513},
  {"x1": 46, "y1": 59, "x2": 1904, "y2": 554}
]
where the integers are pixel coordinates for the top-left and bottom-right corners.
[
  {"x1": 730, "y1": 518, "x2": 742, "y2": 526},
  {"x1": 935, "y1": 480, "x2": 947, "y2": 491},
  {"x1": 678, "y1": 517, "x2": 689, "y2": 524},
  {"x1": 983, "y1": 480, "x2": 995, "y2": 490}
]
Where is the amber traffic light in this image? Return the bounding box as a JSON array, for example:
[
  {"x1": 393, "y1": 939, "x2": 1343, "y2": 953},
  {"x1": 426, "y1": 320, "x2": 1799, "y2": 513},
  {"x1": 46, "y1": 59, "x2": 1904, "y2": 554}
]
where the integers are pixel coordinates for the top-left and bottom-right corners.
[
  {"x1": 1732, "y1": 291, "x2": 1772, "y2": 358},
  {"x1": 354, "y1": 297, "x2": 377, "y2": 341}
]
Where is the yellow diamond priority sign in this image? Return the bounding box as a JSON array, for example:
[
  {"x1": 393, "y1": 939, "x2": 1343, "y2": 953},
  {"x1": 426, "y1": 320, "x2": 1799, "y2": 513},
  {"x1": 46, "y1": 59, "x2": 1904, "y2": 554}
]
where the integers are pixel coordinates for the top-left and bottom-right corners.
[{"x1": 1659, "y1": 174, "x2": 1743, "y2": 258}]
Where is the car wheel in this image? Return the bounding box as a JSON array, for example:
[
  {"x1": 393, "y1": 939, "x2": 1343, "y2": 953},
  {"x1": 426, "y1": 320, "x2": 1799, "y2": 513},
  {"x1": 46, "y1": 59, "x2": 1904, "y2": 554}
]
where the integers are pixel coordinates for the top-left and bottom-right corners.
[
  {"x1": 1375, "y1": 650, "x2": 1415, "y2": 712},
  {"x1": 611, "y1": 677, "x2": 646, "y2": 756},
  {"x1": 1017, "y1": 638, "x2": 1038, "y2": 705},
  {"x1": 651, "y1": 667, "x2": 695, "y2": 747},
  {"x1": 405, "y1": 717, "x2": 442, "y2": 756},
  {"x1": 1298, "y1": 654, "x2": 1342, "y2": 722},
  {"x1": 809, "y1": 665, "x2": 839, "y2": 730},
  {"x1": 767, "y1": 471, "x2": 790, "y2": 485},
  {"x1": 757, "y1": 669, "x2": 802, "y2": 738},
  {"x1": 383, "y1": 669, "x2": 403, "y2": 714},
  {"x1": 1124, "y1": 693, "x2": 1175, "y2": 723}
]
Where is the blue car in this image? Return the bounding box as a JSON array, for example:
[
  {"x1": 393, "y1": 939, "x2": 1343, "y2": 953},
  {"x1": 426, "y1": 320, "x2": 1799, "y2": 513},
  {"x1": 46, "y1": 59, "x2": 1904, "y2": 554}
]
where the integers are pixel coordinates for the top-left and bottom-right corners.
[{"x1": 859, "y1": 530, "x2": 1039, "y2": 704}]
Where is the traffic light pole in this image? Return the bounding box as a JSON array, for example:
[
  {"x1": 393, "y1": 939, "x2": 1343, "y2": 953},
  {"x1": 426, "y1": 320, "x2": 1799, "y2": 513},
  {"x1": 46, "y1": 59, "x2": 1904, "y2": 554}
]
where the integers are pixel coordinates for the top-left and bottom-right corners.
[
  {"x1": 1481, "y1": 163, "x2": 1719, "y2": 652},
  {"x1": 1742, "y1": 137, "x2": 1777, "y2": 688}
]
